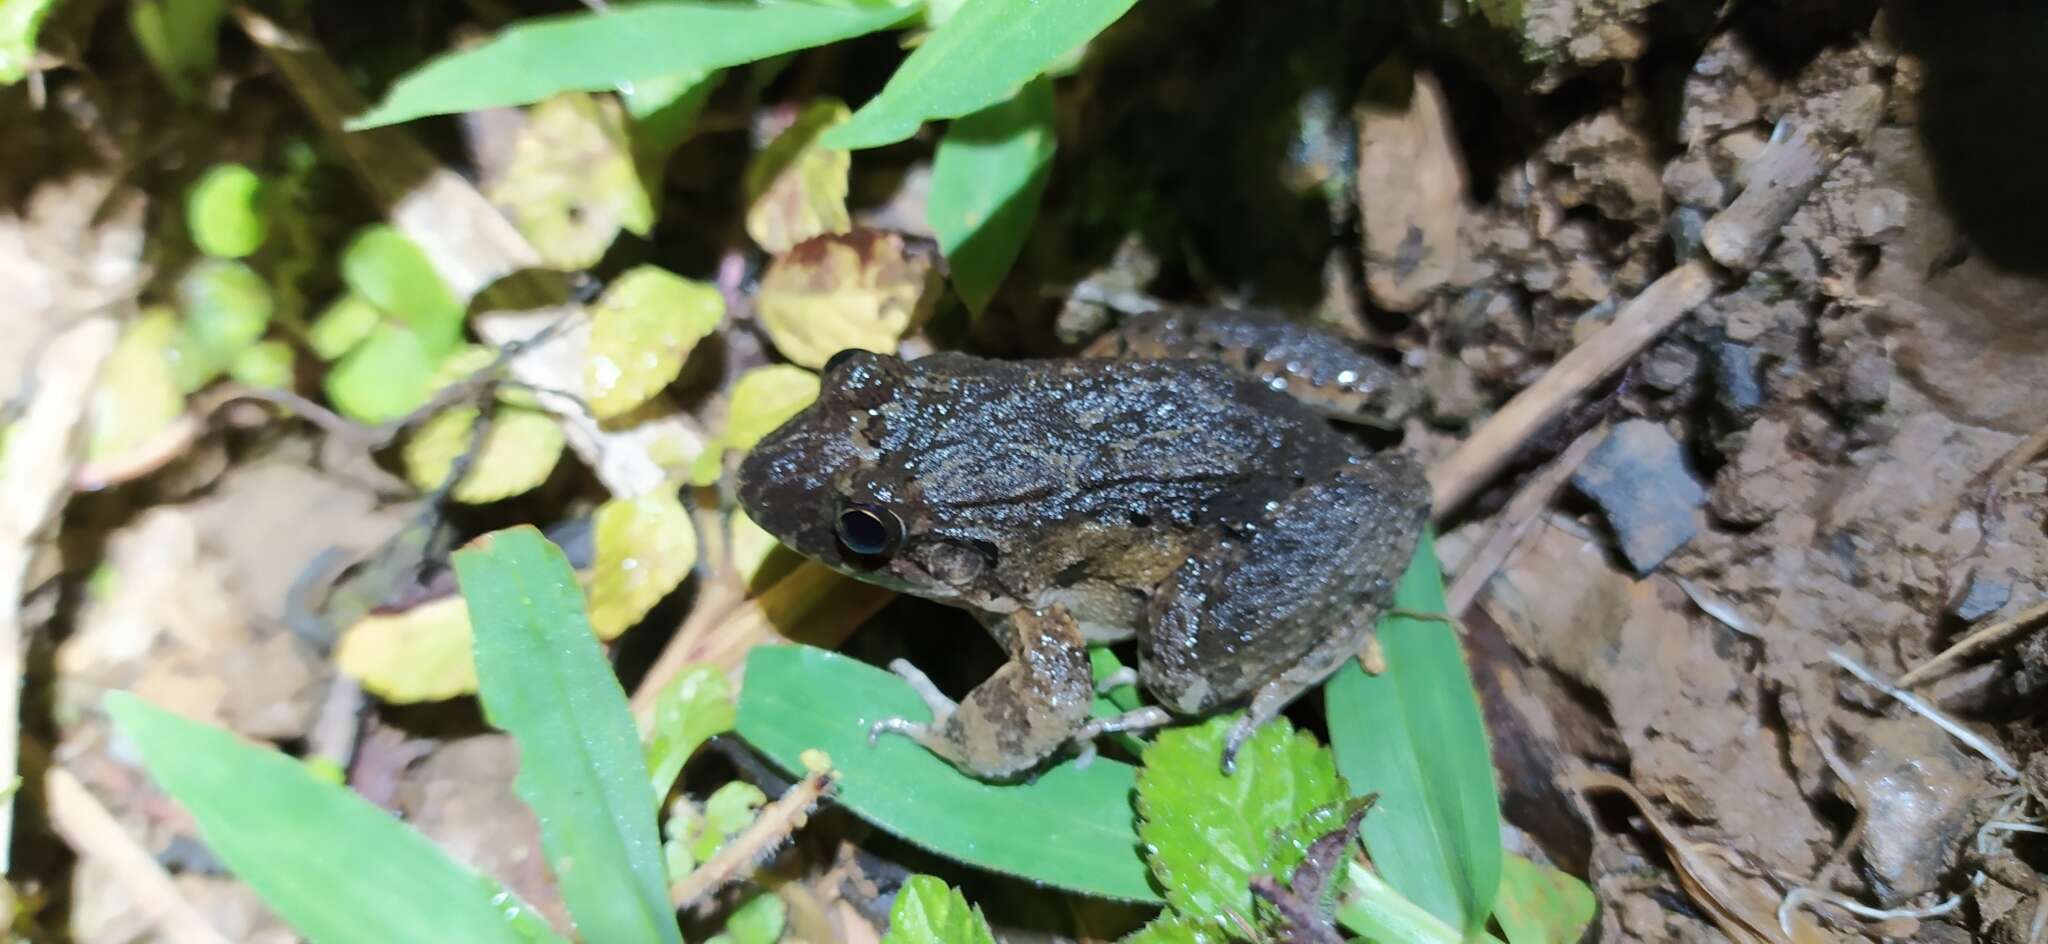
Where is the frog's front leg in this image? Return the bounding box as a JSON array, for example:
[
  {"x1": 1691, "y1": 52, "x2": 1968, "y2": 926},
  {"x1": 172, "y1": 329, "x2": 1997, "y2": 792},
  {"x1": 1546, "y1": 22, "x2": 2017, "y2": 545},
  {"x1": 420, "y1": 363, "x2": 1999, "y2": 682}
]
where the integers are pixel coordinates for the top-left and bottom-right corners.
[{"x1": 869, "y1": 606, "x2": 1095, "y2": 780}]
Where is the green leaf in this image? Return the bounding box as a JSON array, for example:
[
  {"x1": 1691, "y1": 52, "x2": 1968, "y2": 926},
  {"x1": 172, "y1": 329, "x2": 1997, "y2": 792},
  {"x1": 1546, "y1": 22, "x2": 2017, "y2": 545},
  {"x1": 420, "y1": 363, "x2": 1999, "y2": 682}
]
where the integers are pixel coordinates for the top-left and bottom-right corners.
[
  {"x1": 104, "y1": 692, "x2": 566, "y2": 944},
  {"x1": 88, "y1": 310, "x2": 188, "y2": 464},
  {"x1": 724, "y1": 364, "x2": 820, "y2": 451},
  {"x1": 821, "y1": 0, "x2": 1138, "y2": 150},
  {"x1": 690, "y1": 781, "x2": 765, "y2": 862},
  {"x1": 1493, "y1": 854, "x2": 1596, "y2": 944},
  {"x1": 177, "y1": 258, "x2": 274, "y2": 365},
  {"x1": 228, "y1": 340, "x2": 296, "y2": 390},
  {"x1": 324, "y1": 323, "x2": 438, "y2": 425},
  {"x1": 350, "y1": 2, "x2": 916, "y2": 129},
  {"x1": 1324, "y1": 531, "x2": 1502, "y2": 934},
  {"x1": 879, "y1": 875, "x2": 997, "y2": 944},
  {"x1": 186, "y1": 163, "x2": 268, "y2": 259},
  {"x1": 1121, "y1": 915, "x2": 1225, "y2": 944},
  {"x1": 927, "y1": 76, "x2": 1054, "y2": 313},
  {"x1": 625, "y1": 69, "x2": 723, "y2": 199},
  {"x1": 643, "y1": 665, "x2": 734, "y2": 804},
  {"x1": 706, "y1": 893, "x2": 786, "y2": 944},
  {"x1": 0, "y1": 0, "x2": 64, "y2": 85},
  {"x1": 586, "y1": 491, "x2": 699, "y2": 638},
  {"x1": 340, "y1": 225, "x2": 464, "y2": 357},
  {"x1": 586, "y1": 265, "x2": 724, "y2": 419},
  {"x1": 735, "y1": 645, "x2": 1159, "y2": 902},
  {"x1": 307, "y1": 293, "x2": 383, "y2": 362},
  {"x1": 1134, "y1": 714, "x2": 1341, "y2": 926},
  {"x1": 455, "y1": 527, "x2": 683, "y2": 944},
  {"x1": 491, "y1": 92, "x2": 654, "y2": 268},
  {"x1": 128, "y1": 0, "x2": 224, "y2": 101},
  {"x1": 401, "y1": 405, "x2": 567, "y2": 503},
  {"x1": 1333, "y1": 860, "x2": 1476, "y2": 944}
]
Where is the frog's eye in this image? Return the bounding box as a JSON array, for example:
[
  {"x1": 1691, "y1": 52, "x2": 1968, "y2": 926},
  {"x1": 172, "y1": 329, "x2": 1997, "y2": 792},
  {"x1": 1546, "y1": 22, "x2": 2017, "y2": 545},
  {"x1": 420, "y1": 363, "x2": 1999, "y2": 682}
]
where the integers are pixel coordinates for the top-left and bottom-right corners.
[{"x1": 835, "y1": 503, "x2": 902, "y2": 559}]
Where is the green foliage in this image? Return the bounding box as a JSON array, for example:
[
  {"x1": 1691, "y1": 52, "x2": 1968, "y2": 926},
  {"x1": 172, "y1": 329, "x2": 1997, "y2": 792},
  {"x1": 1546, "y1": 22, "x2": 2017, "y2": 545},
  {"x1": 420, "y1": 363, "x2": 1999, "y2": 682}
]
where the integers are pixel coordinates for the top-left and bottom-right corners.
[
  {"x1": 323, "y1": 322, "x2": 438, "y2": 424},
  {"x1": 104, "y1": 692, "x2": 566, "y2": 944},
  {"x1": 1122, "y1": 915, "x2": 1225, "y2": 944},
  {"x1": 186, "y1": 163, "x2": 268, "y2": 259},
  {"x1": 822, "y1": 0, "x2": 1140, "y2": 150},
  {"x1": 706, "y1": 893, "x2": 787, "y2": 944},
  {"x1": 643, "y1": 665, "x2": 735, "y2": 804},
  {"x1": 928, "y1": 76, "x2": 1055, "y2": 313},
  {"x1": 340, "y1": 225, "x2": 464, "y2": 357},
  {"x1": 307, "y1": 293, "x2": 383, "y2": 361},
  {"x1": 455, "y1": 527, "x2": 683, "y2": 944},
  {"x1": 1326, "y1": 531, "x2": 1503, "y2": 934},
  {"x1": 228, "y1": 340, "x2": 296, "y2": 390},
  {"x1": 350, "y1": 2, "x2": 915, "y2": 129},
  {"x1": 175, "y1": 258, "x2": 274, "y2": 381},
  {"x1": 0, "y1": 0, "x2": 64, "y2": 84},
  {"x1": 585, "y1": 265, "x2": 724, "y2": 419},
  {"x1": 1493, "y1": 854, "x2": 1597, "y2": 944},
  {"x1": 880, "y1": 875, "x2": 998, "y2": 944},
  {"x1": 129, "y1": 0, "x2": 224, "y2": 100},
  {"x1": 734, "y1": 644, "x2": 1159, "y2": 902},
  {"x1": 692, "y1": 781, "x2": 766, "y2": 862}
]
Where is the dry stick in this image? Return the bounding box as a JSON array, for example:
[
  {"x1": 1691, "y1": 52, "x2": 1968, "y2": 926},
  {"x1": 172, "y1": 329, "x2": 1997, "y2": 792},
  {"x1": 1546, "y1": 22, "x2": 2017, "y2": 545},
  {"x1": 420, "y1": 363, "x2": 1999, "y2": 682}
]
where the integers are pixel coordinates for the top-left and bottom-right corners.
[
  {"x1": 1427, "y1": 260, "x2": 1714, "y2": 517},
  {"x1": 0, "y1": 318, "x2": 118, "y2": 872},
  {"x1": 1898, "y1": 598, "x2": 2048, "y2": 688},
  {"x1": 1442, "y1": 423, "x2": 1606, "y2": 615},
  {"x1": 1702, "y1": 123, "x2": 1829, "y2": 272},
  {"x1": 46, "y1": 767, "x2": 232, "y2": 944},
  {"x1": 670, "y1": 768, "x2": 837, "y2": 908}
]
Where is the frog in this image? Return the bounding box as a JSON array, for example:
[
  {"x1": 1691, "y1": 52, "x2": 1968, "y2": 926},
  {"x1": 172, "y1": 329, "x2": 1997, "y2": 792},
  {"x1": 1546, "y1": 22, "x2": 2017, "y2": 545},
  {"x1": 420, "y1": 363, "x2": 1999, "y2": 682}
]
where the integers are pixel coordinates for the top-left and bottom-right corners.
[{"x1": 736, "y1": 308, "x2": 1431, "y2": 780}]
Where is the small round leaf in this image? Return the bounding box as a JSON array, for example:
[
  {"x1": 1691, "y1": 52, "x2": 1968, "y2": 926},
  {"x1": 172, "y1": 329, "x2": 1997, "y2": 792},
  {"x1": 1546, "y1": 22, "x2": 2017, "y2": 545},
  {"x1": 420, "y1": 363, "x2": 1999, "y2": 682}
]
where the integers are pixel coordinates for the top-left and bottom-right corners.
[
  {"x1": 323, "y1": 323, "x2": 438, "y2": 425},
  {"x1": 756, "y1": 230, "x2": 941, "y2": 369},
  {"x1": 186, "y1": 163, "x2": 268, "y2": 259},
  {"x1": 340, "y1": 225, "x2": 464, "y2": 356},
  {"x1": 402, "y1": 405, "x2": 566, "y2": 504},
  {"x1": 587, "y1": 490, "x2": 698, "y2": 639},
  {"x1": 586, "y1": 266, "x2": 724, "y2": 419}
]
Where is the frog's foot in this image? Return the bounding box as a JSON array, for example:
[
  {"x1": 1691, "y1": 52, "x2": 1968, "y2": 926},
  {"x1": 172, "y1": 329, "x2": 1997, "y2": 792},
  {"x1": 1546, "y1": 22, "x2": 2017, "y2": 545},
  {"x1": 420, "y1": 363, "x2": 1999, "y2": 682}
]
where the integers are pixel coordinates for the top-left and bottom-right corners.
[
  {"x1": 1067, "y1": 706, "x2": 1174, "y2": 769},
  {"x1": 887, "y1": 658, "x2": 959, "y2": 717},
  {"x1": 1094, "y1": 667, "x2": 1139, "y2": 694}
]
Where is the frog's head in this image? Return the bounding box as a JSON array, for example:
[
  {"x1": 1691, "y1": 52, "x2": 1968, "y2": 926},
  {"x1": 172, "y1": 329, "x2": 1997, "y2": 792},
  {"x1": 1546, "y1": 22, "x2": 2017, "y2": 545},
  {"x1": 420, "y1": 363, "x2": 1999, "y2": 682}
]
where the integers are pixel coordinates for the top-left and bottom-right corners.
[{"x1": 736, "y1": 350, "x2": 991, "y2": 606}]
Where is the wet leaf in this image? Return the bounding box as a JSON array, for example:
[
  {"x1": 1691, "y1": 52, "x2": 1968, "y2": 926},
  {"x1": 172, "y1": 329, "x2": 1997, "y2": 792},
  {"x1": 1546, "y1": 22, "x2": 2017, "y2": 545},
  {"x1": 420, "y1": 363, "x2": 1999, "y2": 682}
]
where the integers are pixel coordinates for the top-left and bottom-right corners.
[
  {"x1": 456, "y1": 527, "x2": 683, "y2": 944},
  {"x1": 307, "y1": 293, "x2": 384, "y2": 362},
  {"x1": 186, "y1": 163, "x2": 268, "y2": 259},
  {"x1": 929, "y1": 76, "x2": 1054, "y2": 313},
  {"x1": 341, "y1": 225, "x2": 464, "y2": 357},
  {"x1": 177, "y1": 258, "x2": 274, "y2": 366},
  {"x1": 756, "y1": 229, "x2": 941, "y2": 369},
  {"x1": 105, "y1": 692, "x2": 567, "y2": 944},
  {"x1": 880, "y1": 875, "x2": 997, "y2": 944},
  {"x1": 1121, "y1": 915, "x2": 1225, "y2": 944},
  {"x1": 725, "y1": 364, "x2": 820, "y2": 450},
  {"x1": 1135, "y1": 714, "x2": 1342, "y2": 926},
  {"x1": 744, "y1": 99, "x2": 853, "y2": 253},
  {"x1": 335, "y1": 595, "x2": 478, "y2": 704},
  {"x1": 351, "y1": 2, "x2": 914, "y2": 128},
  {"x1": 1324, "y1": 531, "x2": 1502, "y2": 934},
  {"x1": 823, "y1": 0, "x2": 1138, "y2": 150},
  {"x1": 324, "y1": 323, "x2": 439, "y2": 425},
  {"x1": 706, "y1": 893, "x2": 785, "y2": 944},
  {"x1": 643, "y1": 665, "x2": 734, "y2": 803},
  {"x1": 490, "y1": 92, "x2": 654, "y2": 270},
  {"x1": 587, "y1": 490, "x2": 698, "y2": 639},
  {"x1": 586, "y1": 265, "x2": 724, "y2": 419},
  {"x1": 0, "y1": 0, "x2": 63, "y2": 85},
  {"x1": 88, "y1": 310, "x2": 188, "y2": 464},
  {"x1": 228, "y1": 340, "x2": 295, "y2": 390},
  {"x1": 1494, "y1": 854, "x2": 1596, "y2": 944},
  {"x1": 402, "y1": 405, "x2": 566, "y2": 503}
]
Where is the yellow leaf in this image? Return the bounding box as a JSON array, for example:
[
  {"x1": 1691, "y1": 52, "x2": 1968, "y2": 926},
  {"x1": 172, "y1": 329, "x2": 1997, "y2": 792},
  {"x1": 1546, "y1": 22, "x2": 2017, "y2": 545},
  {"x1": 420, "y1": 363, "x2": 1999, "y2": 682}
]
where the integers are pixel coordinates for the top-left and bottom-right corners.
[
  {"x1": 756, "y1": 229, "x2": 942, "y2": 369},
  {"x1": 726, "y1": 364, "x2": 820, "y2": 451},
  {"x1": 335, "y1": 595, "x2": 477, "y2": 703},
  {"x1": 489, "y1": 92, "x2": 654, "y2": 270},
  {"x1": 402, "y1": 405, "x2": 566, "y2": 503},
  {"x1": 88, "y1": 308, "x2": 188, "y2": 464},
  {"x1": 588, "y1": 491, "x2": 699, "y2": 639},
  {"x1": 586, "y1": 266, "x2": 725, "y2": 419},
  {"x1": 743, "y1": 99, "x2": 853, "y2": 254}
]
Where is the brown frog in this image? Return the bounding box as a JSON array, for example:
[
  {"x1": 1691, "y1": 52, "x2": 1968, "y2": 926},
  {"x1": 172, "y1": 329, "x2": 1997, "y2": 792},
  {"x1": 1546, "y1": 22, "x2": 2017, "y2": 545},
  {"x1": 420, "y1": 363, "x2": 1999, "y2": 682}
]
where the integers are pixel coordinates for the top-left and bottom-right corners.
[{"x1": 736, "y1": 309, "x2": 1430, "y2": 780}]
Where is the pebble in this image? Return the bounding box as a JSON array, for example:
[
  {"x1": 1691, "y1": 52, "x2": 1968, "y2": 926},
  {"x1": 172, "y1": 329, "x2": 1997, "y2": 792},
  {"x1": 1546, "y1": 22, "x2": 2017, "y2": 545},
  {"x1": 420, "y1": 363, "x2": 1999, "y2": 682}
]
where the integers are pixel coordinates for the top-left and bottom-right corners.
[
  {"x1": 1710, "y1": 339, "x2": 1765, "y2": 419},
  {"x1": 1948, "y1": 567, "x2": 2013, "y2": 622},
  {"x1": 1571, "y1": 420, "x2": 1707, "y2": 575}
]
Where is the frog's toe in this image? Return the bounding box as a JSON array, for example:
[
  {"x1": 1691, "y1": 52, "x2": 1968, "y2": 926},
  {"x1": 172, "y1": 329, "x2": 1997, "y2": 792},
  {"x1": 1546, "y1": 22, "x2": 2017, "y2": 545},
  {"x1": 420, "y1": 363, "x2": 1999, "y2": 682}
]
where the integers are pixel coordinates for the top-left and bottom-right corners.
[
  {"x1": 868, "y1": 716, "x2": 933, "y2": 747},
  {"x1": 1220, "y1": 712, "x2": 1261, "y2": 774},
  {"x1": 887, "y1": 658, "x2": 960, "y2": 717}
]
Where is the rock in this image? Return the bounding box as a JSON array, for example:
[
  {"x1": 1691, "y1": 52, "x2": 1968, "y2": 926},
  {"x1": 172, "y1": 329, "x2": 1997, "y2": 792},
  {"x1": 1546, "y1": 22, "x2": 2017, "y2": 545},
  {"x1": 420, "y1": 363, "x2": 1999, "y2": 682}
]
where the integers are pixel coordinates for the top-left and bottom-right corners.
[
  {"x1": 1662, "y1": 158, "x2": 1725, "y2": 208},
  {"x1": 1948, "y1": 567, "x2": 2013, "y2": 622},
  {"x1": 1710, "y1": 417, "x2": 1812, "y2": 525},
  {"x1": 1544, "y1": 112, "x2": 1666, "y2": 226},
  {"x1": 1850, "y1": 717, "x2": 1989, "y2": 904},
  {"x1": 1638, "y1": 338, "x2": 1699, "y2": 393},
  {"x1": 1354, "y1": 60, "x2": 1464, "y2": 313},
  {"x1": 1709, "y1": 338, "x2": 1765, "y2": 419},
  {"x1": 1571, "y1": 420, "x2": 1707, "y2": 574},
  {"x1": 1669, "y1": 206, "x2": 1708, "y2": 261}
]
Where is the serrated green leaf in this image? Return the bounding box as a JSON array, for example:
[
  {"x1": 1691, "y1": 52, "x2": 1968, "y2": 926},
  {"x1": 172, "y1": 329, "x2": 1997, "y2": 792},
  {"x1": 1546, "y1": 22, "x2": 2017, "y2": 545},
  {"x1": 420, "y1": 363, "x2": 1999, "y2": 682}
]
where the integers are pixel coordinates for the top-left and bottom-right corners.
[
  {"x1": 880, "y1": 875, "x2": 997, "y2": 944},
  {"x1": 402, "y1": 405, "x2": 566, "y2": 503},
  {"x1": 587, "y1": 490, "x2": 698, "y2": 638},
  {"x1": 822, "y1": 0, "x2": 1138, "y2": 150},
  {"x1": 307, "y1": 294, "x2": 383, "y2": 361},
  {"x1": 706, "y1": 893, "x2": 786, "y2": 944},
  {"x1": 1121, "y1": 915, "x2": 1225, "y2": 944},
  {"x1": 228, "y1": 339, "x2": 295, "y2": 390},
  {"x1": 0, "y1": 0, "x2": 64, "y2": 85},
  {"x1": 177, "y1": 258, "x2": 274, "y2": 364},
  {"x1": 340, "y1": 225, "x2": 463, "y2": 357},
  {"x1": 88, "y1": 310, "x2": 187, "y2": 464},
  {"x1": 735, "y1": 645, "x2": 1158, "y2": 902},
  {"x1": 186, "y1": 163, "x2": 268, "y2": 259},
  {"x1": 1494, "y1": 854, "x2": 1595, "y2": 944},
  {"x1": 456, "y1": 527, "x2": 683, "y2": 944},
  {"x1": 1325, "y1": 531, "x2": 1502, "y2": 934},
  {"x1": 105, "y1": 692, "x2": 567, "y2": 944},
  {"x1": 691, "y1": 781, "x2": 765, "y2": 862},
  {"x1": 1134, "y1": 714, "x2": 1341, "y2": 925},
  {"x1": 587, "y1": 266, "x2": 724, "y2": 419},
  {"x1": 928, "y1": 76, "x2": 1054, "y2": 313},
  {"x1": 491, "y1": 92, "x2": 653, "y2": 269},
  {"x1": 324, "y1": 323, "x2": 437, "y2": 424},
  {"x1": 725, "y1": 364, "x2": 820, "y2": 451},
  {"x1": 744, "y1": 98, "x2": 852, "y2": 253},
  {"x1": 643, "y1": 665, "x2": 734, "y2": 804},
  {"x1": 351, "y1": 2, "x2": 916, "y2": 129}
]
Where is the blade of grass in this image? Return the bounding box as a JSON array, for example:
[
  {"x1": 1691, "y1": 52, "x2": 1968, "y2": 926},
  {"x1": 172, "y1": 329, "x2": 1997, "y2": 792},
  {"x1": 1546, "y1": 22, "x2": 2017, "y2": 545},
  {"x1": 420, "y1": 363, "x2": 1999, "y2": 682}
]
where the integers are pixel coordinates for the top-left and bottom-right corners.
[
  {"x1": 735, "y1": 644, "x2": 1159, "y2": 902},
  {"x1": 105, "y1": 692, "x2": 566, "y2": 944},
  {"x1": 1325, "y1": 531, "x2": 1503, "y2": 934},
  {"x1": 455, "y1": 527, "x2": 682, "y2": 944},
  {"x1": 350, "y1": 1, "x2": 917, "y2": 129}
]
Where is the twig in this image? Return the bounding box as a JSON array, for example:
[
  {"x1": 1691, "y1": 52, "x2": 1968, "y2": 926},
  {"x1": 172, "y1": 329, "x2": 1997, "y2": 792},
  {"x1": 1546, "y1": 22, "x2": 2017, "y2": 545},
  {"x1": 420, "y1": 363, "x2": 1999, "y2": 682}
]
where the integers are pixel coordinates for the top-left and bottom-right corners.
[
  {"x1": 1678, "y1": 577, "x2": 1763, "y2": 639},
  {"x1": 1778, "y1": 883, "x2": 1969, "y2": 937},
  {"x1": 1703, "y1": 123, "x2": 1830, "y2": 271},
  {"x1": 47, "y1": 767, "x2": 232, "y2": 944},
  {"x1": 0, "y1": 318, "x2": 118, "y2": 872},
  {"x1": 670, "y1": 765, "x2": 836, "y2": 908},
  {"x1": 1442, "y1": 424, "x2": 1604, "y2": 614},
  {"x1": 1428, "y1": 261, "x2": 1715, "y2": 518},
  {"x1": 1898, "y1": 598, "x2": 2048, "y2": 688},
  {"x1": 1828, "y1": 650, "x2": 2020, "y2": 779}
]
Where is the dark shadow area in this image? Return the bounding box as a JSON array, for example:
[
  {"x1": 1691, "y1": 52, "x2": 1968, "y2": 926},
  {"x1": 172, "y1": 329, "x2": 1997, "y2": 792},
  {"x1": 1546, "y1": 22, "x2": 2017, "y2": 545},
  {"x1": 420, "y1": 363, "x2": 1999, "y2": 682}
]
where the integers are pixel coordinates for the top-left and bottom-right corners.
[{"x1": 1885, "y1": 0, "x2": 2048, "y2": 276}]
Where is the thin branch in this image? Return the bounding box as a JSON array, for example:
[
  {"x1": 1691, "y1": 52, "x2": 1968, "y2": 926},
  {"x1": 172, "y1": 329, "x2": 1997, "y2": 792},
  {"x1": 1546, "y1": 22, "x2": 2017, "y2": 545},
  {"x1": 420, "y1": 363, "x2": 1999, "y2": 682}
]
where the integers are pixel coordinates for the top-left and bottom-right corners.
[
  {"x1": 47, "y1": 768, "x2": 231, "y2": 944},
  {"x1": 670, "y1": 766, "x2": 836, "y2": 908},
  {"x1": 1828, "y1": 650, "x2": 2020, "y2": 779},
  {"x1": 1898, "y1": 598, "x2": 2048, "y2": 687},
  {"x1": 1442, "y1": 423, "x2": 1604, "y2": 614}
]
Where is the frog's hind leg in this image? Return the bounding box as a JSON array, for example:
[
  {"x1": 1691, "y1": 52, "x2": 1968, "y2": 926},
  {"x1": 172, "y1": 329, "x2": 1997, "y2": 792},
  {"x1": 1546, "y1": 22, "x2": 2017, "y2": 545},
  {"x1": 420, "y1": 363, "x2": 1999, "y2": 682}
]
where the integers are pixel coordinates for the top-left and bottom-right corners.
[
  {"x1": 869, "y1": 606, "x2": 1095, "y2": 781},
  {"x1": 1139, "y1": 451, "x2": 1429, "y2": 772}
]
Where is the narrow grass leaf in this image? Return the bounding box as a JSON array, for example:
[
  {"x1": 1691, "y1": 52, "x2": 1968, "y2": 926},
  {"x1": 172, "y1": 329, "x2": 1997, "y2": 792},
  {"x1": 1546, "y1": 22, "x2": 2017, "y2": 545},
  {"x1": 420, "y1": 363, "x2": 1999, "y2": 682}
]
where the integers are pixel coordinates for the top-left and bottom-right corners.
[
  {"x1": 105, "y1": 692, "x2": 565, "y2": 944},
  {"x1": 351, "y1": 2, "x2": 916, "y2": 129},
  {"x1": 1324, "y1": 531, "x2": 1502, "y2": 934},
  {"x1": 456, "y1": 527, "x2": 682, "y2": 944},
  {"x1": 822, "y1": 0, "x2": 1138, "y2": 150},
  {"x1": 735, "y1": 644, "x2": 1159, "y2": 902},
  {"x1": 643, "y1": 665, "x2": 735, "y2": 803},
  {"x1": 928, "y1": 76, "x2": 1054, "y2": 312},
  {"x1": 1493, "y1": 854, "x2": 1596, "y2": 944}
]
